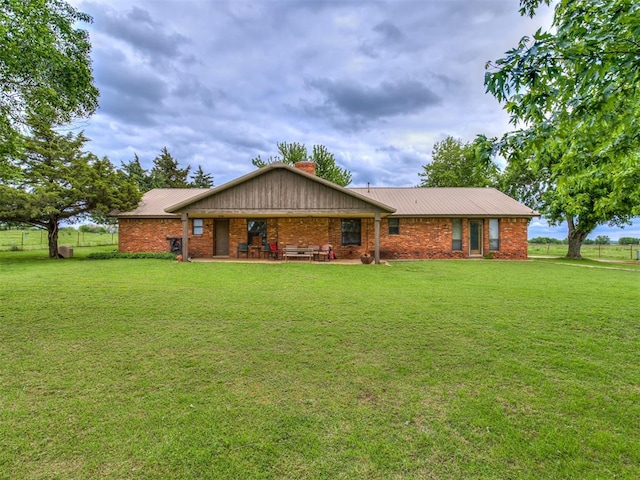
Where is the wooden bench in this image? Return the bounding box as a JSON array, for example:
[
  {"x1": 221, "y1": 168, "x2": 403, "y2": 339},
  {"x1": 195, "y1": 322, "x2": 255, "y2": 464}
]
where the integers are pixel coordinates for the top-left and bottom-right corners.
[{"x1": 283, "y1": 246, "x2": 314, "y2": 262}]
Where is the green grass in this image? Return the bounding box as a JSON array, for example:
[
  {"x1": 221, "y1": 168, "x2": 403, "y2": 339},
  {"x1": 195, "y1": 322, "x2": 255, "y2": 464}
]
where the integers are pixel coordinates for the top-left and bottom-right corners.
[
  {"x1": 1, "y1": 250, "x2": 639, "y2": 479},
  {"x1": 0, "y1": 229, "x2": 117, "y2": 251},
  {"x1": 529, "y1": 242, "x2": 640, "y2": 261}
]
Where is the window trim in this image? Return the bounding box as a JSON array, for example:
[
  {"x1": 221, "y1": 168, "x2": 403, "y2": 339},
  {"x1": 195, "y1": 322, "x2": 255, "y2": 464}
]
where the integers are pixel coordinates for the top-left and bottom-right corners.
[{"x1": 193, "y1": 218, "x2": 204, "y2": 235}]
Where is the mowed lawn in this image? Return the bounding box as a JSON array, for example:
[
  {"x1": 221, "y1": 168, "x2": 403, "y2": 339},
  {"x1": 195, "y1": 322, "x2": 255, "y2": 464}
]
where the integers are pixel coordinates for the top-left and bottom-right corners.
[{"x1": 1, "y1": 251, "x2": 639, "y2": 479}]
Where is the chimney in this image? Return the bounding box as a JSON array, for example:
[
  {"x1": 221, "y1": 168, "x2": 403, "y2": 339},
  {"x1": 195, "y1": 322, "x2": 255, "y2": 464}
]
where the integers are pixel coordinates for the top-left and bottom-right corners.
[{"x1": 294, "y1": 160, "x2": 315, "y2": 176}]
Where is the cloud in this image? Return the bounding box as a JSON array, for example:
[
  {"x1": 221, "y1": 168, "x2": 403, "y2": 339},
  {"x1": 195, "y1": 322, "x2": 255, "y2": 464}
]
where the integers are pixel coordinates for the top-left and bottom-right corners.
[
  {"x1": 304, "y1": 78, "x2": 440, "y2": 129},
  {"x1": 84, "y1": 2, "x2": 191, "y2": 62}
]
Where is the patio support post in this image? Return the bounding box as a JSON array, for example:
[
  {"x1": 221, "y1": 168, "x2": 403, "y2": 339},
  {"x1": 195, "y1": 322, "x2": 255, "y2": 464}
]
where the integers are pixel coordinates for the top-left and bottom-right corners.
[
  {"x1": 181, "y1": 213, "x2": 189, "y2": 260},
  {"x1": 374, "y1": 211, "x2": 381, "y2": 265}
]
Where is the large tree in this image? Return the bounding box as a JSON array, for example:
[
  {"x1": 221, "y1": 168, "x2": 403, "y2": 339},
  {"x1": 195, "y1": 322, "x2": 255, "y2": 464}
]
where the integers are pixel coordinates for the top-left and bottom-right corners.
[
  {"x1": 149, "y1": 147, "x2": 191, "y2": 188},
  {"x1": 418, "y1": 136, "x2": 499, "y2": 188},
  {"x1": 252, "y1": 141, "x2": 352, "y2": 186},
  {"x1": 484, "y1": 0, "x2": 640, "y2": 258},
  {"x1": 0, "y1": 122, "x2": 140, "y2": 257},
  {"x1": 0, "y1": 0, "x2": 98, "y2": 160}
]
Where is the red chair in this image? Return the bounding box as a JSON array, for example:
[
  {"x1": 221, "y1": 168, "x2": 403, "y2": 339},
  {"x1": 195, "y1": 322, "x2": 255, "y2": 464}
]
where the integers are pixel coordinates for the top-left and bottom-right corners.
[{"x1": 268, "y1": 243, "x2": 281, "y2": 259}]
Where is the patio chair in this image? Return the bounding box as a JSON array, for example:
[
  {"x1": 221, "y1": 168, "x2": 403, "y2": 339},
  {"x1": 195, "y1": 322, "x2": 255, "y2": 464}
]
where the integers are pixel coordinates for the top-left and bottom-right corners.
[
  {"x1": 316, "y1": 244, "x2": 331, "y2": 262},
  {"x1": 267, "y1": 242, "x2": 280, "y2": 259},
  {"x1": 237, "y1": 242, "x2": 248, "y2": 258}
]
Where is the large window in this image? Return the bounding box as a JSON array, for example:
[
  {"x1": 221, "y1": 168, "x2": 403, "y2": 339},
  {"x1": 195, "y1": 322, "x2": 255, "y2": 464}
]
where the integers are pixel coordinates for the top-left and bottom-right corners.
[
  {"x1": 388, "y1": 218, "x2": 399, "y2": 235},
  {"x1": 489, "y1": 218, "x2": 500, "y2": 250},
  {"x1": 452, "y1": 218, "x2": 462, "y2": 251},
  {"x1": 193, "y1": 218, "x2": 204, "y2": 235},
  {"x1": 247, "y1": 219, "x2": 267, "y2": 245},
  {"x1": 341, "y1": 219, "x2": 361, "y2": 246}
]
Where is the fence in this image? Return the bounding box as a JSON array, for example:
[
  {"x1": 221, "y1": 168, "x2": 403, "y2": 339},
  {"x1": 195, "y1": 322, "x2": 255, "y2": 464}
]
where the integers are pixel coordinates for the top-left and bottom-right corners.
[
  {"x1": 0, "y1": 230, "x2": 118, "y2": 251},
  {"x1": 528, "y1": 243, "x2": 639, "y2": 261}
]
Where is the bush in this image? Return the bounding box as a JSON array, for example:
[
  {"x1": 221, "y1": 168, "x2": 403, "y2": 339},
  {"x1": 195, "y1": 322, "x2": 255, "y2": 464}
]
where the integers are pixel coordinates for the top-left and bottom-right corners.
[
  {"x1": 79, "y1": 224, "x2": 108, "y2": 234},
  {"x1": 87, "y1": 252, "x2": 177, "y2": 260},
  {"x1": 618, "y1": 237, "x2": 640, "y2": 245},
  {"x1": 529, "y1": 237, "x2": 563, "y2": 244}
]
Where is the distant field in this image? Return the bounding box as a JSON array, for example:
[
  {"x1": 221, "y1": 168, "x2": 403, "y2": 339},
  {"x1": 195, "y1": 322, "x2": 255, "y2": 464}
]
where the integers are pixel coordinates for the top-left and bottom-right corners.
[
  {"x1": 0, "y1": 229, "x2": 117, "y2": 251},
  {"x1": 529, "y1": 242, "x2": 639, "y2": 261},
  {"x1": 1, "y1": 248, "x2": 639, "y2": 479}
]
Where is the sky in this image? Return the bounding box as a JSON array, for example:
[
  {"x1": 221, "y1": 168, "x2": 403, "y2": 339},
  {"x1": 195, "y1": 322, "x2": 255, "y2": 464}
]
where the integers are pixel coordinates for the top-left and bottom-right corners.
[{"x1": 67, "y1": 0, "x2": 638, "y2": 241}]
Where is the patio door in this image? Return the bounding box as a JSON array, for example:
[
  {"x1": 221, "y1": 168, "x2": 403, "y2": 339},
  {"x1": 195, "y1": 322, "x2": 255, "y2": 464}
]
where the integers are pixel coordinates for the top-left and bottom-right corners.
[
  {"x1": 214, "y1": 219, "x2": 229, "y2": 256},
  {"x1": 469, "y1": 220, "x2": 482, "y2": 256}
]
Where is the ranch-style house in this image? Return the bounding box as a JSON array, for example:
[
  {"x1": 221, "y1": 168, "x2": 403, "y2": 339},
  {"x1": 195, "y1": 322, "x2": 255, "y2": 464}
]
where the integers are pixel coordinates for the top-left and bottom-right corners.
[{"x1": 115, "y1": 161, "x2": 538, "y2": 263}]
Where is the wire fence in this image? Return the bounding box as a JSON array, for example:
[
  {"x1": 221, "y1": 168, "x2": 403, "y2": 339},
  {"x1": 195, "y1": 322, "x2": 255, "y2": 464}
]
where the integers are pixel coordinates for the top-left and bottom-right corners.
[
  {"x1": 0, "y1": 230, "x2": 118, "y2": 251},
  {"x1": 528, "y1": 243, "x2": 640, "y2": 261}
]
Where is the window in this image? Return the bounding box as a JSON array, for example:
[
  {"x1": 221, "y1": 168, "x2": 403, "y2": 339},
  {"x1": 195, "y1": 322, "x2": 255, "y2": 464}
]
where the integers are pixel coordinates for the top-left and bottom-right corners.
[
  {"x1": 341, "y1": 219, "x2": 361, "y2": 246},
  {"x1": 247, "y1": 219, "x2": 267, "y2": 245},
  {"x1": 489, "y1": 218, "x2": 500, "y2": 250},
  {"x1": 193, "y1": 218, "x2": 204, "y2": 235},
  {"x1": 388, "y1": 218, "x2": 399, "y2": 235},
  {"x1": 452, "y1": 218, "x2": 462, "y2": 251}
]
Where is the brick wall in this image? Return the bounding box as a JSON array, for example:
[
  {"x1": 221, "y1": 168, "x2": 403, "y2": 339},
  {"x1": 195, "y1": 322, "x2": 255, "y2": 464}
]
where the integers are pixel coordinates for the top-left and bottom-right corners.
[
  {"x1": 119, "y1": 218, "x2": 182, "y2": 253},
  {"x1": 120, "y1": 216, "x2": 530, "y2": 260},
  {"x1": 119, "y1": 217, "x2": 214, "y2": 257}
]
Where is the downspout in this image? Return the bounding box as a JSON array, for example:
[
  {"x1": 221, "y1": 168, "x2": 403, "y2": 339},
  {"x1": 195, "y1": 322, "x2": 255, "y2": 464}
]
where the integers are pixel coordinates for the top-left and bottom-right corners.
[
  {"x1": 374, "y1": 211, "x2": 381, "y2": 265},
  {"x1": 181, "y1": 212, "x2": 189, "y2": 260}
]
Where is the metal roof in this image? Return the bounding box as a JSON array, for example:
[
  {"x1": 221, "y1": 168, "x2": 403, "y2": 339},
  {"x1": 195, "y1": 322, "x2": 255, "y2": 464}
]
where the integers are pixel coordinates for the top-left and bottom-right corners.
[
  {"x1": 349, "y1": 187, "x2": 538, "y2": 217},
  {"x1": 115, "y1": 188, "x2": 209, "y2": 217},
  {"x1": 116, "y1": 179, "x2": 538, "y2": 219}
]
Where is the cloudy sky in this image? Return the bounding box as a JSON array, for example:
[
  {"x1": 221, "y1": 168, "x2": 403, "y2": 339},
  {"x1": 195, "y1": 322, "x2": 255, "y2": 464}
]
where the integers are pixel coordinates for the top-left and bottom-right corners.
[{"x1": 67, "y1": 0, "x2": 638, "y2": 240}]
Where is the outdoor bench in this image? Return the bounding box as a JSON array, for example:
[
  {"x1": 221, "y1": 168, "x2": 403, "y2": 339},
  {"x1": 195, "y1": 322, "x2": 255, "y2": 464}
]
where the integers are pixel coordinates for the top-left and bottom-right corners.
[{"x1": 283, "y1": 247, "x2": 314, "y2": 262}]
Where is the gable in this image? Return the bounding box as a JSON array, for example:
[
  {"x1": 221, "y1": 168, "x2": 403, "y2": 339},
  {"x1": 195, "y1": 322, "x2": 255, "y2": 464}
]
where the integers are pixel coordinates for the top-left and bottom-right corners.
[{"x1": 167, "y1": 165, "x2": 394, "y2": 216}]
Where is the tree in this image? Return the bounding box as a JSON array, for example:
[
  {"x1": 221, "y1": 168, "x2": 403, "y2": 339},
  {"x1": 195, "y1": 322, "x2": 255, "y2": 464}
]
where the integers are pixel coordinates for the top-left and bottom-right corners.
[
  {"x1": 252, "y1": 141, "x2": 352, "y2": 186},
  {"x1": 594, "y1": 235, "x2": 610, "y2": 245},
  {"x1": 150, "y1": 147, "x2": 191, "y2": 188},
  {"x1": 484, "y1": 0, "x2": 640, "y2": 259},
  {"x1": 0, "y1": 122, "x2": 140, "y2": 258},
  {"x1": 190, "y1": 165, "x2": 214, "y2": 188},
  {"x1": 618, "y1": 237, "x2": 639, "y2": 245},
  {"x1": 0, "y1": 0, "x2": 98, "y2": 158},
  {"x1": 418, "y1": 136, "x2": 499, "y2": 188},
  {"x1": 121, "y1": 153, "x2": 155, "y2": 193}
]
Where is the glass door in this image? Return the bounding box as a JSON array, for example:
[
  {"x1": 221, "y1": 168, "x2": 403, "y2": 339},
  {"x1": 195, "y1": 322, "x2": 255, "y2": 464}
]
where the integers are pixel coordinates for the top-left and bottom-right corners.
[{"x1": 469, "y1": 220, "x2": 482, "y2": 255}]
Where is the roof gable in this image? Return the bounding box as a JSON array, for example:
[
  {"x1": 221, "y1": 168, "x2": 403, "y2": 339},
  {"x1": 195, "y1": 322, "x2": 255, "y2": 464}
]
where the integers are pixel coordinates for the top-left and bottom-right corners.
[{"x1": 165, "y1": 163, "x2": 395, "y2": 215}]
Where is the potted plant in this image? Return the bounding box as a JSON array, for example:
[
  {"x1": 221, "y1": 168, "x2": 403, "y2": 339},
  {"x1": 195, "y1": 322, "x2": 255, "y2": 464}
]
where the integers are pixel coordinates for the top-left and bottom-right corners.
[{"x1": 360, "y1": 252, "x2": 374, "y2": 264}]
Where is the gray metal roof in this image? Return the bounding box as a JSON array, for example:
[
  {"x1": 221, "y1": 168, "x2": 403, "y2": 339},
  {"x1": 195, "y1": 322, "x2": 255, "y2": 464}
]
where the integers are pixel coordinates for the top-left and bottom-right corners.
[
  {"x1": 349, "y1": 187, "x2": 538, "y2": 217},
  {"x1": 116, "y1": 188, "x2": 210, "y2": 217}
]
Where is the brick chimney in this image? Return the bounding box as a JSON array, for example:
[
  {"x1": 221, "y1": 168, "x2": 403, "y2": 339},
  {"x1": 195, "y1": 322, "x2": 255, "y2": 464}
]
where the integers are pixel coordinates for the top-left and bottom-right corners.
[{"x1": 294, "y1": 160, "x2": 315, "y2": 176}]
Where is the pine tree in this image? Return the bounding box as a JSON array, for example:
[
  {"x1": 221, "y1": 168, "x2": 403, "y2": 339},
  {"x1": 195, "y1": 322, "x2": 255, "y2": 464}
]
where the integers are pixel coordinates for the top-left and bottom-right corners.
[
  {"x1": 150, "y1": 147, "x2": 190, "y2": 188},
  {"x1": 190, "y1": 165, "x2": 214, "y2": 188}
]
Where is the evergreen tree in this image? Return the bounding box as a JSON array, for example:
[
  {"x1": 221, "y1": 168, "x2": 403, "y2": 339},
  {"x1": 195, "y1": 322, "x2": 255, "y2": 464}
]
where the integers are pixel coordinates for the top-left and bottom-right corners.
[
  {"x1": 150, "y1": 147, "x2": 191, "y2": 188},
  {"x1": 190, "y1": 165, "x2": 214, "y2": 188},
  {"x1": 121, "y1": 153, "x2": 154, "y2": 193},
  {"x1": 0, "y1": 121, "x2": 140, "y2": 257}
]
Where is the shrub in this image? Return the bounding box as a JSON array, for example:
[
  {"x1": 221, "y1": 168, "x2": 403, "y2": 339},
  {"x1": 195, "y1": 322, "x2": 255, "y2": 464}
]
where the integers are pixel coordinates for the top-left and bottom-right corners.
[
  {"x1": 618, "y1": 237, "x2": 640, "y2": 245},
  {"x1": 87, "y1": 252, "x2": 177, "y2": 260}
]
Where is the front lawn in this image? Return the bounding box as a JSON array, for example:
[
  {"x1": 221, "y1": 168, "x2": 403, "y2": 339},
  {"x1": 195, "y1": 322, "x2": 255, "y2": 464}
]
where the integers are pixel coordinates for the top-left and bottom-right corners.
[{"x1": 1, "y1": 252, "x2": 638, "y2": 479}]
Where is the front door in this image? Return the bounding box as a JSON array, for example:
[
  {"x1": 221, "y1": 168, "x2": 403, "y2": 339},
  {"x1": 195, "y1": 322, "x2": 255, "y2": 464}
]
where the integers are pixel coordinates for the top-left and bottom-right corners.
[
  {"x1": 214, "y1": 219, "x2": 229, "y2": 256},
  {"x1": 469, "y1": 220, "x2": 482, "y2": 256}
]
